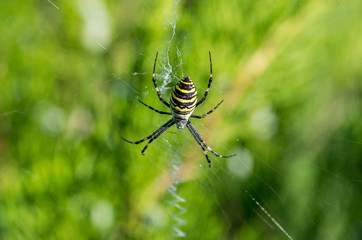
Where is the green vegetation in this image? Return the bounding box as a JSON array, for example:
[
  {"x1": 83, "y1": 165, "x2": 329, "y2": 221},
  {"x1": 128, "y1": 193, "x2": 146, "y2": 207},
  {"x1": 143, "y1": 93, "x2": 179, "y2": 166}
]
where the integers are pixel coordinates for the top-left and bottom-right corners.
[{"x1": 1, "y1": 0, "x2": 361, "y2": 239}]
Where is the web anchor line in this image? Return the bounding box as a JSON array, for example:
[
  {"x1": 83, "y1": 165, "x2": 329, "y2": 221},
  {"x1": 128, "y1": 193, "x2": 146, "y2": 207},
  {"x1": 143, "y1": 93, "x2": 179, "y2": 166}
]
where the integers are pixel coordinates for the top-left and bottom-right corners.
[{"x1": 247, "y1": 191, "x2": 294, "y2": 240}]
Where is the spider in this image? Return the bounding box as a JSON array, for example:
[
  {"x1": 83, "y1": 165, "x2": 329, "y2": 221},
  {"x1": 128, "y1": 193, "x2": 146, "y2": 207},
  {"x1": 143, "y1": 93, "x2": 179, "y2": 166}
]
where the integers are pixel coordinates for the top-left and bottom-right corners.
[{"x1": 121, "y1": 51, "x2": 236, "y2": 167}]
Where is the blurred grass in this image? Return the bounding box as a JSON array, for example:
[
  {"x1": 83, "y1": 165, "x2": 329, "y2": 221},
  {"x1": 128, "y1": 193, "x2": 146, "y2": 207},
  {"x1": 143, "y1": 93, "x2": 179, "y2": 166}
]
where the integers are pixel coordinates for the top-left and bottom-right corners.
[{"x1": 0, "y1": 0, "x2": 361, "y2": 239}]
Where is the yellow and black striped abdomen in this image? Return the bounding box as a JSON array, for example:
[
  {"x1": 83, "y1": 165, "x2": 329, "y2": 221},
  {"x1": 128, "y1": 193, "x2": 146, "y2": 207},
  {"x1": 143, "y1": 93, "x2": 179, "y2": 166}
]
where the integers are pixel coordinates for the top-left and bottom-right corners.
[{"x1": 170, "y1": 76, "x2": 198, "y2": 118}]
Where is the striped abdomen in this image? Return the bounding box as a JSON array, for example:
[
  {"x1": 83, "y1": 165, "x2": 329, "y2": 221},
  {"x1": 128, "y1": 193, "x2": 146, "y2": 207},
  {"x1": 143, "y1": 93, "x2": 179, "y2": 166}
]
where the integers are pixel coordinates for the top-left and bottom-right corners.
[{"x1": 170, "y1": 76, "x2": 197, "y2": 128}]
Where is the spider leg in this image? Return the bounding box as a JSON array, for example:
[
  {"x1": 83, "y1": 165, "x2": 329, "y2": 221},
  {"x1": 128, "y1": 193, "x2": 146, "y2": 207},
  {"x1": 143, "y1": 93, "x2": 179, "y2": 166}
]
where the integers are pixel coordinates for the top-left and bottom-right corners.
[
  {"x1": 186, "y1": 121, "x2": 212, "y2": 167},
  {"x1": 152, "y1": 52, "x2": 171, "y2": 108},
  {"x1": 191, "y1": 100, "x2": 223, "y2": 119},
  {"x1": 138, "y1": 100, "x2": 172, "y2": 115},
  {"x1": 187, "y1": 121, "x2": 236, "y2": 165},
  {"x1": 121, "y1": 119, "x2": 173, "y2": 145},
  {"x1": 196, "y1": 51, "x2": 213, "y2": 107},
  {"x1": 206, "y1": 146, "x2": 236, "y2": 158},
  {"x1": 141, "y1": 119, "x2": 175, "y2": 155}
]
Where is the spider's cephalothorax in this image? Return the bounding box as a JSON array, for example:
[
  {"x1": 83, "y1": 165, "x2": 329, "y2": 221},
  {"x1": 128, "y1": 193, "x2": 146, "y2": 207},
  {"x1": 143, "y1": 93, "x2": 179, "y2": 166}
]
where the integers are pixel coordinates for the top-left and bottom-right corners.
[
  {"x1": 170, "y1": 76, "x2": 198, "y2": 129},
  {"x1": 121, "y1": 52, "x2": 236, "y2": 167}
]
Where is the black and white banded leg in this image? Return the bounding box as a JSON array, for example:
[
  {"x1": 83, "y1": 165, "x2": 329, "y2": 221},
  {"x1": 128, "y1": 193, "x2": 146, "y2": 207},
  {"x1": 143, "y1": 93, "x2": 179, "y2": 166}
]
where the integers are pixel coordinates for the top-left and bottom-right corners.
[
  {"x1": 141, "y1": 119, "x2": 175, "y2": 155},
  {"x1": 138, "y1": 100, "x2": 172, "y2": 115},
  {"x1": 121, "y1": 119, "x2": 175, "y2": 155},
  {"x1": 186, "y1": 121, "x2": 235, "y2": 167},
  {"x1": 152, "y1": 52, "x2": 170, "y2": 108},
  {"x1": 191, "y1": 100, "x2": 223, "y2": 119},
  {"x1": 186, "y1": 122, "x2": 211, "y2": 167},
  {"x1": 196, "y1": 51, "x2": 213, "y2": 107}
]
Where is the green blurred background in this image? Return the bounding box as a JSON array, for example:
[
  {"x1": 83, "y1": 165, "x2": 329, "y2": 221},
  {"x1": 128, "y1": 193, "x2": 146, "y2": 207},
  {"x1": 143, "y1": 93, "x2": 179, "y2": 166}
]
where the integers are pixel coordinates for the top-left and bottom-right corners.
[{"x1": 1, "y1": 0, "x2": 361, "y2": 239}]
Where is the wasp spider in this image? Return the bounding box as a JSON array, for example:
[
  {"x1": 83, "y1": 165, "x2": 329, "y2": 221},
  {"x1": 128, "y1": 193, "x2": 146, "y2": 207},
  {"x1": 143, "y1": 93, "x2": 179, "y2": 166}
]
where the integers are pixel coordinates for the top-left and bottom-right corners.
[{"x1": 122, "y1": 52, "x2": 236, "y2": 167}]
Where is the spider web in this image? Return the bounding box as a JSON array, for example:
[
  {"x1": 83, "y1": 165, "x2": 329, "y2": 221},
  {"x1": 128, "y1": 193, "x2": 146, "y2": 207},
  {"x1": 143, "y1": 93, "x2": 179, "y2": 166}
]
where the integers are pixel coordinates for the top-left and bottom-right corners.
[{"x1": 138, "y1": 1, "x2": 293, "y2": 239}]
